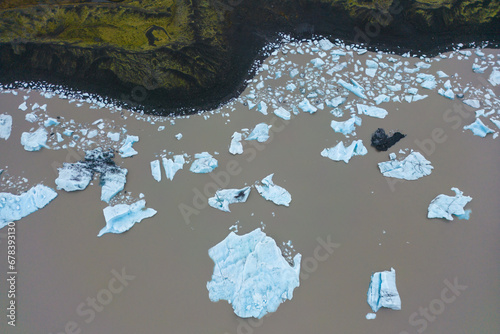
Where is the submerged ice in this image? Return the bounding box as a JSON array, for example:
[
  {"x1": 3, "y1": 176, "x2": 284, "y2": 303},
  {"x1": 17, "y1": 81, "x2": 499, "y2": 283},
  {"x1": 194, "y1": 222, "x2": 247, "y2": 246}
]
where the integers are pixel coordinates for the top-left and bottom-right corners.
[
  {"x1": 208, "y1": 187, "x2": 251, "y2": 212},
  {"x1": 98, "y1": 200, "x2": 157, "y2": 237},
  {"x1": 255, "y1": 174, "x2": 292, "y2": 206},
  {"x1": 367, "y1": 268, "x2": 401, "y2": 313},
  {"x1": 378, "y1": 152, "x2": 433, "y2": 180},
  {"x1": 427, "y1": 187, "x2": 472, "y2": 221}
]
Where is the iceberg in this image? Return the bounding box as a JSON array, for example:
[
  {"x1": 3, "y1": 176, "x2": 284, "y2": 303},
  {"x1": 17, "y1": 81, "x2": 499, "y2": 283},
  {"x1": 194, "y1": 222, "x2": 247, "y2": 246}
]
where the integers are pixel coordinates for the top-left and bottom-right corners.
[
  {"x1": 98, "y1": 200, "x2": 157, "y2": 237},
  {"x1": 490, "y1": 119, "x2": 500, "y2": 130},
  {"x1": 206, "y1": 228, "x2": 301, "y2": 319},
  {"x1": 208, "y1": 187, "x2": 251, "y2": 212},
  {"x1": 162, "y1": 155, "x2": 185, "y2": 180},
  {"x1": 0, "y1": 114, "x2": 12, "y2": 140},
  {"x1": 330, "y1": 116, "x2": 362, "y2": 135},
  {"x1": 489, "y1": 69, "x2": 500, "y2": 86},
  {"x1": 190, "y1": 152, "x2": 218, "y2": 173},
  {"x1": 255, "y1": 174, "x2": 292, "y2": 206},
  {"x1": 150, "y1": 159, "x2": 161, "y2": 182},
  {"x1": 55, "y1": 162, "x2": 93, "y2": 191},
  {"x1": 246, "y1": 123, "x2": 271, "y2": 142},
  {"x1": 274, "y1": 107, "x2": 291, "y2": 120},
  {"x1": 298, "y1": 98, "x2": 317, "y2": 113},
  {"x1": 367, "y1": 268, "x2": 401, "y2": 313},
  {"x1": 44, "y1": 118, "x2": 60, "y2": 127},
  {"x1": 321, "y1": 140, "x2": 367, "y2": 163},
  {"x1": 21, "y1": 127, "x2": 49, "y2": 151},
  {"x1": 338, "y1": 78, "x2": 367, "y2": 99},
  {"x1": 99, "y1": 165, "x2": 128, "y2": 203},
  {"x1": 318, "y1": 38, "x2": 334, "y2": 51},
  {"x1": 463, "y1": 99, "x2": 480, "y2": 108},
  {"x1": 325, "y1": 96, "x2": 346, "y2": 108},
  {"x1": 366, "y1": 313, "x2": 377, "y2": 320},
  {"x1": 374, "y1": 94, "x2": 390, "y2": 105},
  {"x1": 463, "y1": 118, "x2": 494, "y2": 137},
  {"x1": 0, "y1": 184, "x2": 58, "y2": 228},
  {"x1": 438, "y1": 88, "x2": 455, "y2": 100},
  {"x1": 119, "y1": 135, "x2": 139, "y2": 158},
  {"x1": 378, "y1": 152, "x2": 433, "y2": 180},
  {"x1": 357, "y1": 104, "x2": 388, "y2": 119},
  {"x1": 427, "y1": 187, "x2": 472, "y2": 221},
  {"x1": 229, "y1": 131, "x2": 243, "y2": 155},
  {"x1": 311, "y1": 58, "x2": 325, "y2": 69},
  {"x1": 107, "y1": 132, "x2": 120, "y2": 141},
  {"x1": 257, "y1": 101, "x2": 268, "y2": 115}
]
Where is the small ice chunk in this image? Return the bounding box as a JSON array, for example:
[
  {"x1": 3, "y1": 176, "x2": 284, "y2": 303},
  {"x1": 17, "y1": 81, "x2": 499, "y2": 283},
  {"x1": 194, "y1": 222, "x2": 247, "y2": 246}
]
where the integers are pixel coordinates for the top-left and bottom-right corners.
[
  {"x1": 311, "y1": 58, "x2": 325, "y2": 69},
  {"x1": 463, "y1": 99, "x2": 480, "y2": 108},
  {"x1": 25, "y1": 113, "x2": 38, "y2": 123},
  {"x1": 150, "y1": 159, "x2": 161, "y2": 182},
  {"x1": 175, "y1": 133, "x2": 183, "y2": 140},
  {"x1": 387, "y1": 84, "x2": 401, "y2": 92},
  {"x1": 338, "y1": 79, "x2": 367, "y2": 99},
  {"x1": 190, "y1": 152, "x2": 218, "y2": 173},
  {"x1": 374, "y1": 94, "x2": 390, "y2": 105},
  {"x1": 206, "y1": 228, "x2": 301, "y2": 319},
  {"x1": 298, "y1": 98, "x2": 317, "y2": 113},
  {"x1": 427, "y1": 187, "x2": 472, "y2": 221},
  {"x1": 107, "y1": 132, "x2": 120, "y2": 141},
  {"x1": 63, "y1": 129, "x2": 74, "y2": 137},
  {"x1": 366, "y1": 313, "x2": 377, "y2": 320},
  {"x1": 18, "y1": 102, "x2": 27, "y2": 111},
  {"x1": 0, "y1": 114, "x2": 13, "y2": 140},
  {"x1": 490, "y1": 119, "x2": 500, "y2": 130},
  {"x1": 378, "y1": 151, "x2": 433, "y2": 180},
  {"x1": 325, "y1": 96, "x2": 346, "y2": 108},
  {"x1": 290, "y1": 69, "x2": 299, "y2": 78},
  {"x1": 286, "y1": 84, "x2": 296, "y2": 92},
  {"x1": 318, "y1": 39, "x2": 334, "y2": 51},
  {"x1": 119, "y1": 135, "x2": 139, "y2": 158},
  {"x1": 472, "y1": 63, "x2": 487, "y2": 74},
  {"x1": 444, "y1": 80, "x2": 452, "y2": 89},
  {"x1": 255, "y1": 173, "x2": 292, "y2": 206},
  {"x1": 229, "y1": 132, "x2": 243, "y2": 155},
  {"x1": 357, "y1": 104, "x2": 388, "y2": 119},
  {"x1": 488, "y1": 69, "x2": 500, "y2": 86},
  {"x1": 421, "y1": 80, "x2": 437, "y2": 90},
  {"x1": 438, "y1": 88, "x2": 455, "y2": 100},
  {"x1": 246, "y1": 123, "x2": 271, "y2": 142},
  {"x1": 463, "y1": 118, "x2": 494, "y2": 137},
  {"x1": 208, "y1": 187, "x2": 251, "y2": 212},
  {"x1": 0, "y1": 184, "x2": 58, "y2": 228},
  {"x1": 274, "y1": 107, "x2": 291, "y2": 120},
  {"x1": 257, "y1": 101, "x2": 268, "y2": 115},
  {"x1": 44, "y1": 118, "x2": 60, "y2": 127},
  {"x1": 21, "y1": 127, "x2": 49, "y2": 151},
  {"x1": 330, "y1": 115, "x2": 362, "y2": 135},
  {"x1": 98, "y1": 200, "x2": 157, "y2": 237},
  {"x1": 321, "y1": 140, "x2": 367, "y2": 163},
  {"x1": 162, "y1": 155, "x2": 185, "y2": 180},
  {"x1": 436, "y1": 71, "x2": 449, "y2": 78},
  {"x1": 367, "y1": 268, "x2": 401, "y2": 313},
  {"x1": 55, "y1": 162, "x2": 93, "y2": 191}
]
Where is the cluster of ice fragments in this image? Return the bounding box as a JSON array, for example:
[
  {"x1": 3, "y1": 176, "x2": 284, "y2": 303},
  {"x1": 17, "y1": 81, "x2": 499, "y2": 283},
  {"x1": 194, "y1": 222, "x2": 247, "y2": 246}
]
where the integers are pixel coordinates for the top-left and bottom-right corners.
[
  {"x1": 0, "y1": 184, "x2": 58, "y2": 228},
  {"x1": 378, "y1": 152, "x2": 433, "y2": 180},
  {"x1": 207, "y1": 229, "x2": 301, "y2": 319},
  {"x1": 98, "y1": 200, "x2": 157, "y2": 237},
  {"x1": 427, "y1": 188, "x2": 472, "y2": 221},
  {"x1": 366, "y1": 268, "x2": 401, "y2": 317}
]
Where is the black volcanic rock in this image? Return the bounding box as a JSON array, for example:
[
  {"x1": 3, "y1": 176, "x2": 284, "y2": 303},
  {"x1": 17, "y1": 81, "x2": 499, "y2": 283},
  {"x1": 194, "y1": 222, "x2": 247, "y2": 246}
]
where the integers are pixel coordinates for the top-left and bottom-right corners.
[{"x1": 371, "y1": 128, "x2": 406, "y2": 151}]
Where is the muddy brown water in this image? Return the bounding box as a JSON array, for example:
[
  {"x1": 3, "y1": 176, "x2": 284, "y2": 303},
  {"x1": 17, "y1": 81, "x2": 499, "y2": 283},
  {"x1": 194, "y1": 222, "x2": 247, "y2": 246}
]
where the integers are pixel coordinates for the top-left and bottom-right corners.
[{"x1": 0, "y1": 47, "x2": 499, "y2": 334}]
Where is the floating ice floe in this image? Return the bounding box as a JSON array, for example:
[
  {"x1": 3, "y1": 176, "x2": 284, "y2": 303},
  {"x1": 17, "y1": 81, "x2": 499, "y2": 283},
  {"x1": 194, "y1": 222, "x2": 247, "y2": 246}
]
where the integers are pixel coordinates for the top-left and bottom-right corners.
[
  {"x1": 18, "y1": 102, "x2": 27, "y2": 111},
  {"x1": 229, "y1": 132, "x2": 243, "y2": 155},
  {"x1": 246, "y1": 123, "x2": 271, "y2": 142},
  {"x1": 208, "y1": 187, "x2": 251, "y2": 212},
  {"x1": 150, "y1": 159, "x2": 161, "y2": 182},
  {"x1": 257, "y1": 101, "x2": 268, "y2": 115},
  {"x1": 330, "y1": 116, "x2": 362, "y2": 136},
  {"x1": 255, "y1": 174, "x2": 292, "y2": 206},
  {"x1": 55, "y1": 162, "x2": 93, "y2": 191},
  {"x1": 338, "y1": 79, "x2": 367, "y2": 99},
  {"x1": 98, "y1": 200, "x2": 157, "y2": 237},
  {"x1": 463, "y1": 118, "x2": 494, "y2": 137},
  {"x1": 175, "y1": 133, "x2": 183, "y2": 140},
  {"x1": 378, "y1": 152, "x2": 433, "y2": 180},
  {"x1": 25, "y1": 113, "x2": 38, "y2": 123},
  {"x1": 206, "y1": 228, "x2": 301, "y2": 319},
  {"x1": 190, "y1": 152, "x2": 218, "y2": 173},
  {"x1": 44, "y1": 118, "x2": 60, "y2": 127},
  {"x1": 438, "y1": 88, "x2": 455, "y2": 100},
  {"x1": 0, "y1": 184, "x2": 58, "y2": 228},
  {"x1": 367, "y1": 268, "x2": 401, "y2": 313},
  {"x1": 21, "y1": 127, "x2": 49, "y2": 151},
  {"x1": 107, "y1": 132, "x2": 120, "y2": 141},
  {"x1": 119, "y1": 135, "x2": 139, "y2": 158},
  {"x1": 374, "y1": 94, "x2": 390, "y2": 105},
  {"x1": 274, "y1": 107, "x2": 291, "y2": 120},
  {"x1": 427, "y1": 187, "x2": 472, "y2": 221},
  {"x1": 162, "y1": 155, "x2": 185, "y2": 180},
  {"x1": 366, "y1": 313, "x2": 376, "y2": 320},
  {"x1": 298, "y1": 98, "x2": 317, "y2": 113},
  {"x1": 0, "y1": 114, "x2": 12, "y2": 140},
  {"x1": 321, "y1": 140, "x2": 367, "y2": 163},
  {"x1": 311, "y1": 58, "x2": 325, "y2": 69},
  {"x1": 318, "y1": 38, "x2": 334, "y2": 51},
  {"x1": 490, "y1": 119, "x2": 500, "y2": 130},
  {"x1": 489, "y1": 69, "x2": 500, "y2": 86},
  {"x1": 357, "y1": 104, "x2": 388, "y2": 119},
  {"x1": 326, "y1": 96, "x2": 346, "y2": 108},
  {"x1": 463, "y1": 99, "x2": 480, "y2": 108}
]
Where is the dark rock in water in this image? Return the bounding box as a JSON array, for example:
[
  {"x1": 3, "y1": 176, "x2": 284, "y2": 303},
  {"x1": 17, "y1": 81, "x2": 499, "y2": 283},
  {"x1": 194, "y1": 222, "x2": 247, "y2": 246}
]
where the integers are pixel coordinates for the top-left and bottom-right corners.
[{"x1": 371, "y1": 128, "x2": 406, "y2": 151}]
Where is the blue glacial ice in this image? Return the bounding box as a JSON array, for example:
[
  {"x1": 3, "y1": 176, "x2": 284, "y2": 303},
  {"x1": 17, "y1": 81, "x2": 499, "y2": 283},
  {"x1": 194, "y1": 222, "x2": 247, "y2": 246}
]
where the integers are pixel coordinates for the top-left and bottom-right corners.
[
  {"x1": 150, "y1": 159, "x2": 161, "y2": 182},
  {"x1": 298, "y1": 98, "x2": 317, "y2": 113},
  {"x1": 190, "y1": 152, "x2": 218, "y2": 173},
  {"x1": 55, "y1": 162, "x2": 93, "y2": 191},
  {"x1": 378, "y1": 152, "x2": 433, "y2": 180},
  {"x1": 367, "y1": 268, "x2": 401, "y2": 313},
  {"x1": 366, "y1": 313, "x2": 377, "y2": 320},
  {"x1": 21, "y1": 127, "x2": 49, "y2": 151},
  {"x1": 208, "y1": 187, "x2": 251, "y2": 212},
  {"x1": 229, "y1": 132, "x2": 243, "y2": 155},
  {"x1": 357, "y1": 104, "x2": 388, "y2": 119},
  {"x1": 321, "y1": 140, "x2": 367, "y2": 163},
  {"x1": 489, "y1": 69, "x2": 500, "y2": 86},
  {"x1": 438, "y1": 88, "x2": 455, "y2": 100},
  {"x1": 463, "y1": 99, "x2": 480, "y2": 108},
  {"x1": 98, "y1": 200, "x2": 157, "y2": 237},
  {"x1": 427, "y1": 187, "x2": 472, "y2": 221},
  {"x1": 99, "y1": 165, "x2": 128, "y2": 203},
  {"x1": 274, "y1": 107, "x2": 291, "y2": 120},
  {"x1": 246, "y1": 123, "x2": 271, "y2": 142},
  {"x1": 162, "y1": 155, "x2": 185, "y2": 180},
  {"x1": 318, "y1": 38, "x2": 334, "y2": 51},
  {"x1": 0, "y1": 114, "x2": 12, "y2": 140},
  {"x1": 255, "y1": 174, "x2": 292, "y2": 206},
  {"x1": 311, "y1": 58, "x2": 325, "y2": 69},
  {"x1": 463, "y1": 118, "x2": 494, "y2": 137},
  {"x1": 325, "y1": 96, "x2": 346, "y2": 108},
  {"x1": 490, "y1": 119, "x2": 500, "y2": 130},
  {"x1": 107, "y1": 132, "x2": 120, "y2": 141},
  {"x1": 257, "y1": 101, "x2": 268, "y2": 115},
  {"x1": 44, "y1": 118, "x2": 60, "y2": 127},
  {"x1": 206, "y1": 228, "x2": 301, "y2": 319},
  {"x1": 0, "y1": 184, "x2": 58, "y2": 228},
  {"x1": 338, "y1": 79, "x2": 367, "y2": 99},
  {"x1": 374, "y1": 94, "x2": 390, "y2": 105},
  {"x1": 119, "y1": 135, "x2": 139, "y2": 158},
  {"x1": 330, "y1": 115, "x2": 362, "y2": 135}
]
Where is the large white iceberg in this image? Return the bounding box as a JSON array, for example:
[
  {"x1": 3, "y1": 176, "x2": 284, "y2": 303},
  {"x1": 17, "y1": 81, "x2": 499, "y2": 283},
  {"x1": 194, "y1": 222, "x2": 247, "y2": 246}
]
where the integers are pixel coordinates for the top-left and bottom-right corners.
[
  {"x1": 21, "y1": 127, "x2": 49, "y2": 151},
  {"x1": 378, "y1": 152, "x2": 433, "y2": 180},
  {"x1": 321, "y1": 140, "x2": 367, "y2": 163},
  {"x1": 246, "y1": 123, "x2": 271, "y2": 142},
  {"x1": 162, "y1": 155, "x2": 185, "y2": 180},
  {"x1": 0, "y1": 184, "x2": 58, "y2": 228},
  {"x1": 208, "y1": 187, "x2": 251, "y2": 212},
  {"x1": 98, "y1": 200, "x2": 157, "y2": 237},
  {"x1": 206, "y1": 228, "x2": 301, "y2": 319},
  {"x1": 330, "y1": 115, "x2": 362, "y2": 135},
  {"x1": 255, "y1": 174, "x2": 291, "y2": 206},
  {"x1": 427, "y1": 187, "x2": 472, "y2": 221},
  {"x1": 0, "y1": 114, "x2": 12, "y2": 140},
  {"x1": 190, "y1": 152, "x2": 218, "y2": 173},
  {"x1": 357, "y1": 104, "x2": 388, "y2": 119},
  {"x1": 367, "y1": 268, "x2": 401, "y2": 313},
  {"x1": 119, "y1": 135, "x2": 139, "y2": 158},
  {"x1": 229, "y1": 132, "x2": 243, "y2": 155},
  {"x1": 463, "y1": 118, "x2": 494, "y2": 137}
]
